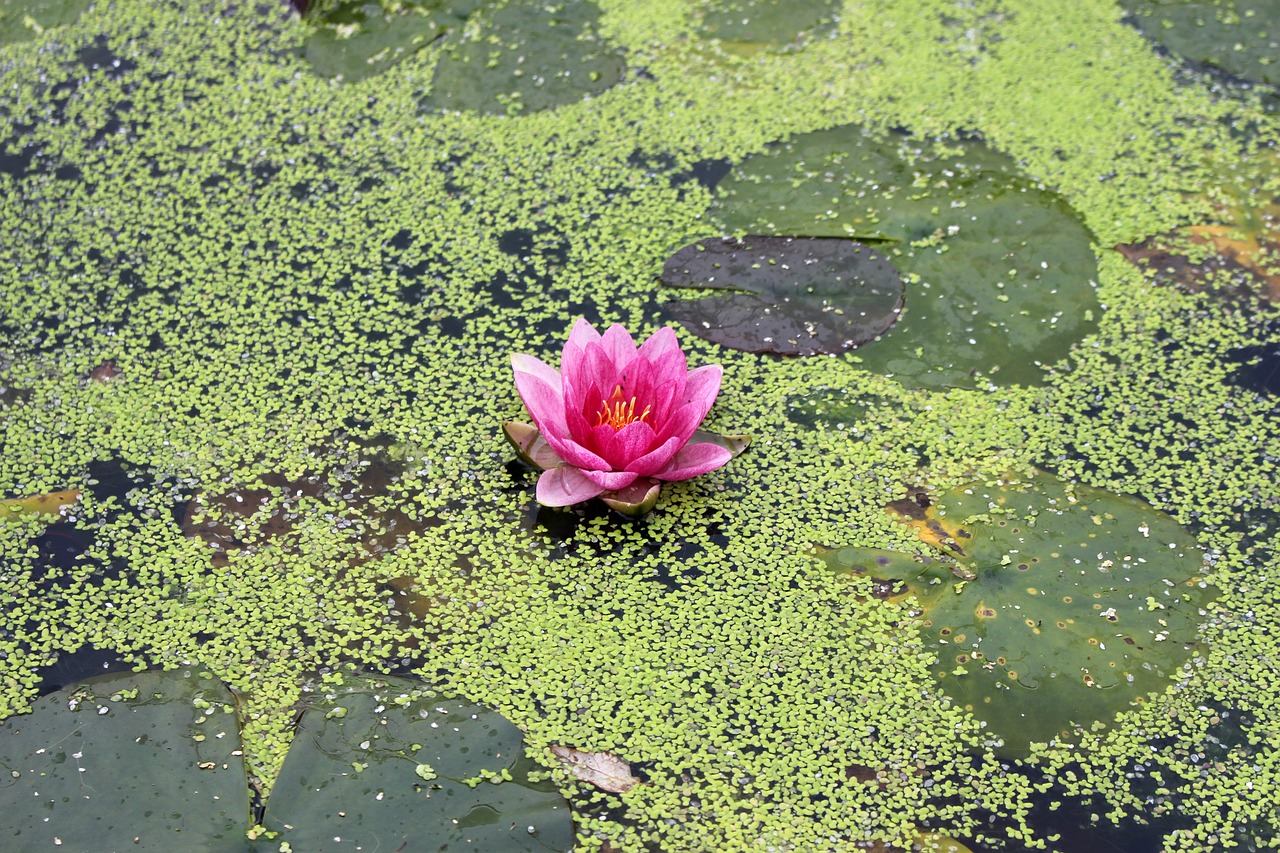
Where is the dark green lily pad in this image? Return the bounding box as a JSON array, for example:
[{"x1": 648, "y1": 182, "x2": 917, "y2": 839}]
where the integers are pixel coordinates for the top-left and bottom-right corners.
[
  {"x1": 0, "y1": 0, "x2": 91, "y2": 46},
  {"x1": 712, "y1": 126, "x2": 1100, "y2": 386},
  {"x1": 0, "y1": 671, "x2": 572, "y2": 850},
  {"x1": 0, "y1": 669, "x2": 249, "y2": 851},
  {"x1": 821, "y1": 472, "x2": 1217, "y2": 753},
  {"x1": 261, "y1": 676, "x2": 574, "y2": 851},
  {"x1": 659, "y1": 235, "x2": 904, "y2": 355},
  {"x1": 301, "y1": 0, "x2": 478, "y2": 82},
  {"x1": 423, "y1": 0, "x2": 625, "y2": 115},
  {"x1": 697, "y1": 0, "x2": 839, "y2": 52},
  {"x1": 1120, "y1": 0, "x2": 1280, "y2": 88}
]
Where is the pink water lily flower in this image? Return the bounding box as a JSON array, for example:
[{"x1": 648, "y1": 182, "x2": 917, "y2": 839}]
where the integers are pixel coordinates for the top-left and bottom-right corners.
[{"x1": 504, "y1": 319, "x2": 749, "y2": 516}]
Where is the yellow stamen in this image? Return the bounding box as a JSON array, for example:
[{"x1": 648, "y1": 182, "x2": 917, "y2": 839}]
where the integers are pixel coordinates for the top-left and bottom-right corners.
[{"x1": 594, "y1": 385, "x2": 651, "y2": 430}]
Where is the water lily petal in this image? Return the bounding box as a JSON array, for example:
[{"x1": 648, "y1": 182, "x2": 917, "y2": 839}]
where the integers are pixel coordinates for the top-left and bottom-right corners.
[
  {"x1": 579, "y1": 468, "x2": 640, "y2": 491},
  {"x1": 511, "y1": 353, "x2": 563, "y2": 392},
  {"x1": 637, "y1": 325, "x2": 681, "y2": 368},
  {"x1": 647, "y1": 378, "x2": 682, "y2": 425},
  {"x1": 536, "y1": 466, "x2": 607, "y2": 506},
  {"x1": 655, "y1": 442, "x2": 733, "y2": 482},
  {"x1": 600, "y1": 324, "x2": 639, "y2": 370},
  {"x1": 653, "y1": 400, "x2": 710, "y2": 447},
  {"x1": 543, "y1": 434, "x2": 612, "y2": 472},
  {"x1": 512, "y1": 367, "x2": 570, "y2": 441},
  {"x1": 603, "y1": 420, "x2": 658, "y2": 469},
  {"x1": 682, "y1": 364, "x2": 722, "y2": 411},
  {"x1": 623, "y1": 434, "x2": 684, "y2": 477}
]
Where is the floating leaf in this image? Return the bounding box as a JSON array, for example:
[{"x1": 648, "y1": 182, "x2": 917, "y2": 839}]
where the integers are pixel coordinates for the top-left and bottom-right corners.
[
  {"x1": 697, "y1": 0, "x2": 839, "y2": 54},
  {"x1": 711, "y1": 126, "x2": 1100, "y2": 385},
  {"x1": 1120, "y1": 0, "x2": 1280, "y2": 87},
  {"x1": 0, "y1": 488, "x2": 79, "y2": 523},
  {"x1": 263, "y1": 676, "x2": 574, "y2": 851},
  {"x1": 548, "y1": 745, "x2": 640, "y2": 793},
  {"x1": 301, "y1": 0, "x2": 472, "y2": 82},
  {"x1": 659, "y1": 235, "x2": 904, "y2": 355},
  {"x1": 0, "y1": 669, "x2": 249, "y2": 850},
  {"x1": 823, "y1": 472, "x2": 1217, "y2": 752},
  {"x1": 423, "y1": 0, "x2": 625, "y2": 115},
  {"x1": 0, "y1": 0, "x2": 92, "y2": 46}
]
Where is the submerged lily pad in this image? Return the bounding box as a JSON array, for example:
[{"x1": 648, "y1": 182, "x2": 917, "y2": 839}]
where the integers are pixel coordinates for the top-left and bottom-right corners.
[
  {"x1": 697, "y1": 0, "x2": 839, "y2": 52},
  {"x1": 262, "y1": 676, "x2": 574, "y2": 851},
  {"x1": 302, "y1": 0, "x2": 476, "y2": 82},
  {"x1": 1120, "y1": 0, "x2": 1280, "y2": 87},
  {"x1": 0, "y1": 669, "x2": 249, "y2": 851},
  {"x1": 822, "y1": 472, "x2": 1217, "y2": 752},
  {"x1": 0, "y1": 488, "x2": 79, "y2": 523},
  {"x1": 0, "y1": 0, "x2": 92, "y2": 45},
  {"x1": 423, "y1": 0, "x2": 625, "y2": 115},
  {"x1": 659, "y1": 235, "x2": 904, "y2": 355},
  {"x1": 711, "y1": 126, "x2": 1100, "y2": 386}
]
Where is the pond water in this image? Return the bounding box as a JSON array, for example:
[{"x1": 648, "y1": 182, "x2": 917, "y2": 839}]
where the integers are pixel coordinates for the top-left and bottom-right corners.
[{"x1": 0, "y1": 0, "x2": 1277, "y2": 851}]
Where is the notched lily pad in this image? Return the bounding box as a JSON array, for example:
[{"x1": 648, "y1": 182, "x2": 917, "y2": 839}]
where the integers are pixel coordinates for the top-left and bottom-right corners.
[
  {"x1": 423, "y1": 0, "x2": 625, "y2": 115},
  {"x1": 1120, "y1": 0, "x2": 1280, "y2": 87},
  {"x1": 659, "y1": 235, "x2": 904, "y2": 355},
  {"x1": 0, "y1": 669, "x2": 249, "y2": 851},
  {"x1": 822, "y1": 472, "x2": 1217, "y2": 753},
  {"x1": 263, "y1": 676, "x2": 574, "y2": 851},
  {"x1": 711, "y1": 126, "x2": 1100, "y2": 385}
]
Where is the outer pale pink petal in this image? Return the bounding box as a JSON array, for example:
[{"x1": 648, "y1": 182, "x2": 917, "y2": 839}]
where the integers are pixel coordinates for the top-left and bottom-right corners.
[
  {"x1": 622, "y1": 434, "x2": 685, "y2": 476},
  {"x1": 600, "y1": 324, "x2": 639, "y2": 370},
  {"x1": 511, "y1": 353, "x2": 563, "y2": 394},
  {"x1": 512, "y1": 367, "x2": 571, "y2": 441},
  {"x1": 536, "y1": 466, "x2": 607, "y2": 506},
  {"x1": 579, "y1": 468, "x2": 640, "y2": 491},
  {"x1": 681, "y1": 364, "x2": 722, "y2": 411},
  {"x1": 561, "y1": 319, "x2": 604, "y2": 386},
  {"x1": 637, "y1": 326, "x2": 681, "y2": 368},
  {"x1": 543, "y1": 434, "x2": 613, "y2": 472},
  {"x1": 654, "y1": 442, "x2": 733, "y2": 482}
]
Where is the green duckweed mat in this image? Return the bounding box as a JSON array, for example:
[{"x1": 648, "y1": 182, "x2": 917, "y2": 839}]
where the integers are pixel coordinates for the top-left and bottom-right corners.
[{"x1": 1, "y1": 0, "x2": 1278, "y2": 850}]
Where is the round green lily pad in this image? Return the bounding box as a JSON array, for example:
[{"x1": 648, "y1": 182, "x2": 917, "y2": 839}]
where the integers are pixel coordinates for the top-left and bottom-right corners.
[
  {"x1": 822, "y1": 472, "x2": 1217, "y2": 753},
  {"x1": 0, "y1": 669, "x2": 249, "y2": 851},
  {"x1": 301, "y1": 0, "x2": 475, "y2": 82},
  {"x1": 711, "y1": 125, "x2": 1101, "y2": 387},
  {"x1": 1120, "y1": 0, "x2": 1280, "y2": 88},
  {"x1": 697, "y1": 0, "x2": 839, "y2": 51},
  {"x1": 422, "y1": 0, "x2": 625, "y2": 115},
  {"x1": 261, "y1": 676, "x2": 574, "y2": 851},
  {"x1": 0, "y1": 0, "x2": 92, "y2": 46},
  {"x1": 659, "y1": 235, "x2": 904, "y2": 355}
]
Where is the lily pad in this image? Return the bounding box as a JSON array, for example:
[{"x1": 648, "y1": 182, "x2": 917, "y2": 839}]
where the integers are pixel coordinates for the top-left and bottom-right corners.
[
  {"x1": 0, "y1": 0, "x2": 92, "y2": 46},
  {"x1": 711, "y1": 125, "x2": 1100, "y2": 386},
  {"x1": 697, "y1": 0, "x2": 839, "y2": 53},
  {"x1": 423, "y1": 0, "x2": 625, "y2": 115},
  {"x1": 0, "y1": 669, "x2": 250, "y2": 851},
  {"x1": 262, "y1": 677, "x2": 574, "y2": 851},
  {"x1": 1120, "y1": 0, "x2": 1280, "y2": 88},
  {"x1": 0, "y1": 671, "x2": 573, "y2": 851},
  {"x1": 301, "y1": 0, "x2": 476, "y2": 82},
  {"x1": 659, "y1": 235, "x2": 904, "y2": 355},
  {"x1": 0, "y1": 488, "x2": 79, "y2": 523},
  {"x1": 822, "y1": 472, "x2": 1217, "y2": 753}
]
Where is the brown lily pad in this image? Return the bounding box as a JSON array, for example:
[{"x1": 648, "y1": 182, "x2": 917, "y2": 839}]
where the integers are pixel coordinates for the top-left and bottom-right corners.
[
  {"x1": 659, "y1": 236, "x2": 904, "y2": 356},
  {"x1": 548, "y1": 745, "x2": 640, "y2": 793}
]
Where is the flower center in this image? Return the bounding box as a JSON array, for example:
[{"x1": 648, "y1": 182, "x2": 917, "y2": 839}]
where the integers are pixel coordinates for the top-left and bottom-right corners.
[{"x1": 594, "y1": 385, "x2": 651, "y2": 431}]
